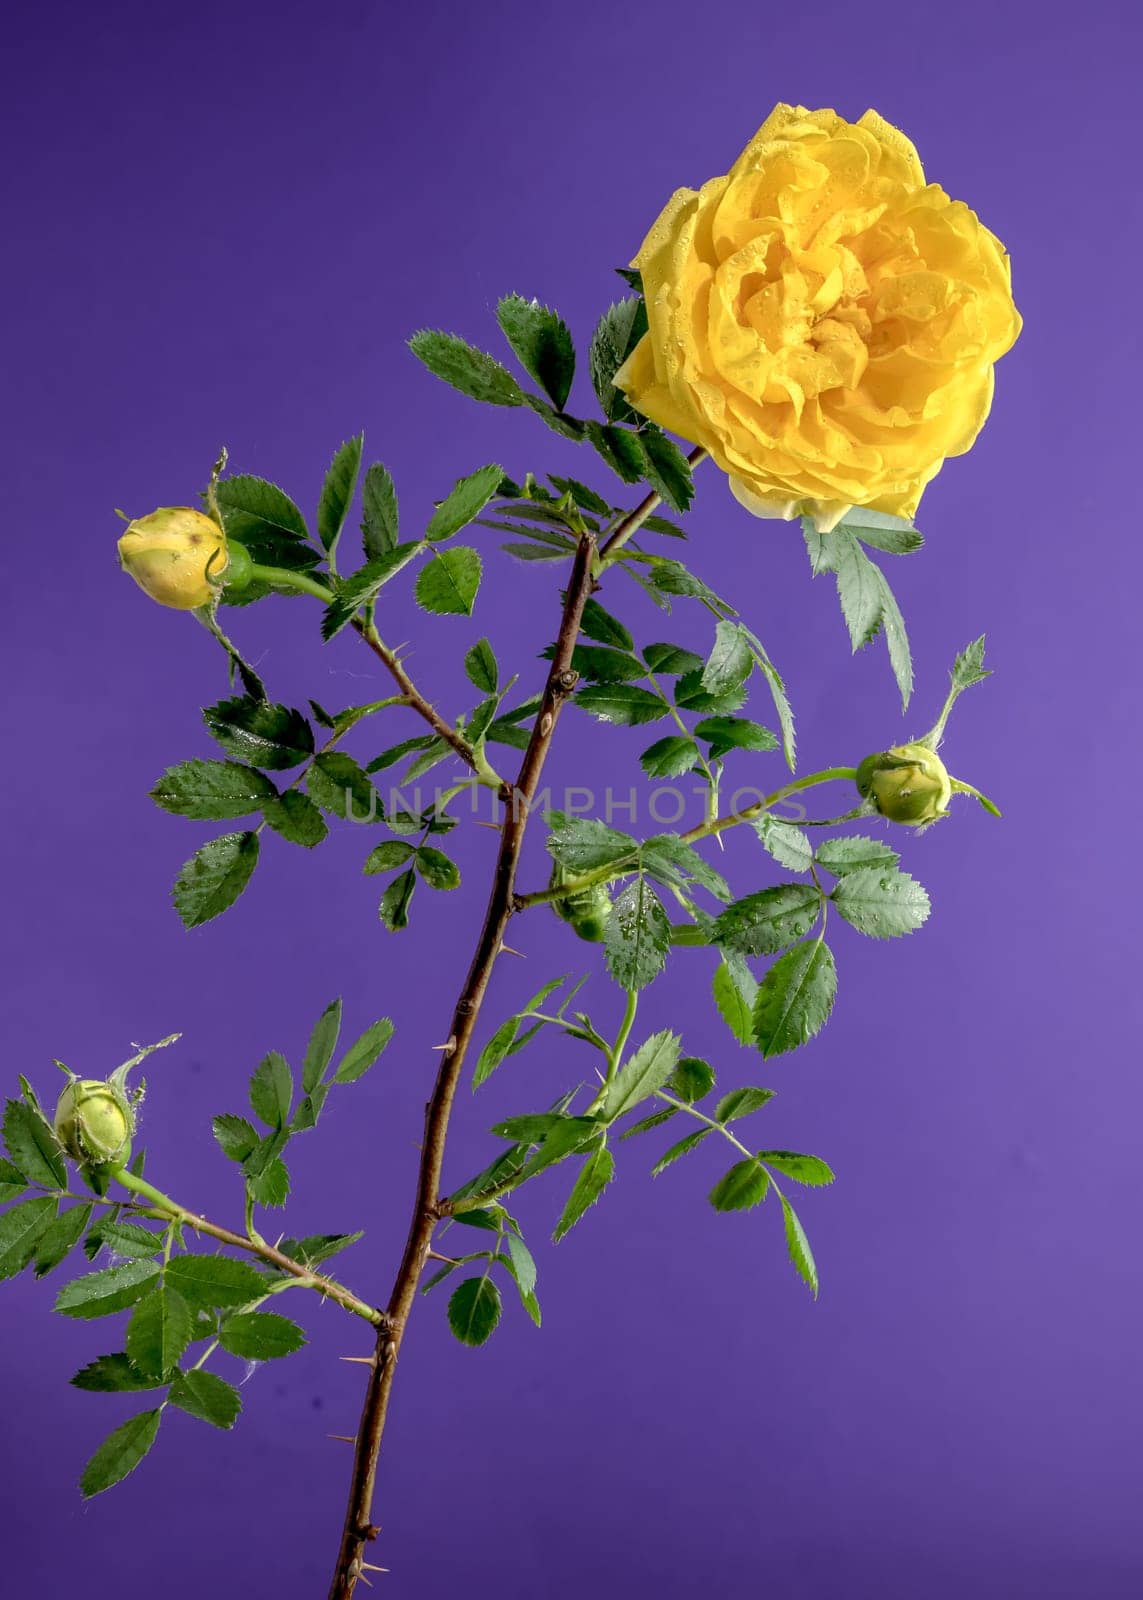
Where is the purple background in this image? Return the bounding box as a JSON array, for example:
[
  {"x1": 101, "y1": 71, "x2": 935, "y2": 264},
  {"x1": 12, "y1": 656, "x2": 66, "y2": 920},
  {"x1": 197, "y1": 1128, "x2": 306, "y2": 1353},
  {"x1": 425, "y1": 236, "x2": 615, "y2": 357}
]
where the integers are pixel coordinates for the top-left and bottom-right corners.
[{"x1": 2, "y1": 3, "x2": 1139, "y2": 1594}]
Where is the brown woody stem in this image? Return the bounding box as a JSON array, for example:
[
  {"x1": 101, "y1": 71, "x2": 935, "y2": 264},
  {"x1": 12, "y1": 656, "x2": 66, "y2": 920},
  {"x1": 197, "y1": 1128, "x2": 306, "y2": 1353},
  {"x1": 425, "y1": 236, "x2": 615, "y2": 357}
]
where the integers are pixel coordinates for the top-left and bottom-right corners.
[{"x1": 326, "y1": 529, "x2": 597, "y2": 1599}]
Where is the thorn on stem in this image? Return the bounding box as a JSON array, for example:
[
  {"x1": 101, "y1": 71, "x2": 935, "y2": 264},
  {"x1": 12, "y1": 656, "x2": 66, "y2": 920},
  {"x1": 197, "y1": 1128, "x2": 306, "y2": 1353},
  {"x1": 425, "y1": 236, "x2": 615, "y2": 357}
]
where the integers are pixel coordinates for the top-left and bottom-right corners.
[
  {"x1": 339, "y1": 1355, "x2": 376, "y2": 1366},
  {"x1": 328, "y1": 1434, "x2": 357, "y2": 1444}
]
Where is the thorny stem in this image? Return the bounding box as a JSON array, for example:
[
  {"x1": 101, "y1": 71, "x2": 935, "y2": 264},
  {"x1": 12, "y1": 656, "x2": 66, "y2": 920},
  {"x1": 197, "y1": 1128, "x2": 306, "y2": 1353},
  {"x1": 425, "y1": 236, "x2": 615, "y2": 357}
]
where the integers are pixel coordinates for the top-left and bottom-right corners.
[
  {"x1": 595, "y1": 446, "x2": 708, "y2": 568},
  {"x1": 513, "y1": 767, "x2": 860, "y2": 910},
  {"x1": 112, "y1": 1168, "x2": 382, "y2": 1326},
  {"x1": 326, "y1": 527, "x2": 601, "y2": 1600}
]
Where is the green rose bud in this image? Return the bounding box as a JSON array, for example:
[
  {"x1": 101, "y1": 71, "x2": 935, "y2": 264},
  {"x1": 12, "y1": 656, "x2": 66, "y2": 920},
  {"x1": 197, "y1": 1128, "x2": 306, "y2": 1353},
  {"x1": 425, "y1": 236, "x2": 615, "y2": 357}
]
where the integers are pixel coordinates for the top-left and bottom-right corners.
[
  {"x1": 53, "y1": 1078, "x2": 134, "y2": 1171},
  {"x1": 550, "y1": 866, "x2": 612, "y2": 942},
  {"x1": 117, "y1": 506, "x2": 230, "y2": 610},
  {"x1": 856, "y1": 742, "x2": 952, "y2": 827}
]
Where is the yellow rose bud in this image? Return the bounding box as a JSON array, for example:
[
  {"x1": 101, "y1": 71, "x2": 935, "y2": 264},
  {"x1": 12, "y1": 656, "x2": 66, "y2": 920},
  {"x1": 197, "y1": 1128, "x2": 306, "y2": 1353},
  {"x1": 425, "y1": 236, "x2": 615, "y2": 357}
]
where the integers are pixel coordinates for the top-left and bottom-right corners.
[
  {"x1": 117, "y1": 506, "x2": 229, "y2": 610},
  {"x1": 856, "y1": 742, "x2": 952, "y2": 826},
  {"x1": 53, "y1": 1078, "x2": 134, "y2": 1170},
  {"x1": 615, "y1": 104, "x2": 1021, "y2": 524}
]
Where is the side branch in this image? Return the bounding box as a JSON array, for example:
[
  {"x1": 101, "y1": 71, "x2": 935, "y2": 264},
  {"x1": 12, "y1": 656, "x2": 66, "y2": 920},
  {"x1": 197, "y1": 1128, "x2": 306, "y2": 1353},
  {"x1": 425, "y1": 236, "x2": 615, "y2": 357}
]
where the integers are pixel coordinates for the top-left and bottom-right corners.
[{"x1": 327, "y1": 530, "x2": 598, "y2": 1599}]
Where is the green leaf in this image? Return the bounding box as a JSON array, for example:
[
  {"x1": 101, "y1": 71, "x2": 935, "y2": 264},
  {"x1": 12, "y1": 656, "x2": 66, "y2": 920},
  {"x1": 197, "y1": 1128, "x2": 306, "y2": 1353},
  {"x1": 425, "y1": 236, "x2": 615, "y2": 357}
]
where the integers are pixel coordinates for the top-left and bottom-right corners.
[
  {"x1": 248, "y1": 1155, "x2": 290, "y2": 1209},
  {"x1": 126, "y1": 1286, "x2": 193, "y2": 1378},
  {"x1": 473, "y1": 1017, "x2": 521, "y2": 1090},
  {"x1": 575, "y1": 683, "x2": 667, "y2": 726},
  {"x1": 759, "y1": 1151, "x2": 834, "y2": 1186},
  {"x1": 302, "y1": 999, "x2": 342, "y2": 1092},
  {"x1": 202, "y1": 699, "x2": 313, "y2": 771},
  {"x1": 648, "y1": 559, "x2": 735, "y2": 615},
  {"x1": 261, "y1": 790, "x2": 328, "y2": 849},
  {"x1": 513, "y1": 1117, "x2": 599, "y2": 1184},
  {"x1": 639, "y1": 427, "x2": 694, "y2": 513},
  {"x1": 618, "y1": 1106, "x2": 677, "y2": 1140},
  {"x1": 317, "y1": 433, "x2": 363, "y2": 558},
  {"x1": 701, "y1": 622, "x2": 753, "y2": 696},
  {"x1": 34, "y1": 1202, "x2": 93, "y2": 1276},
  {"x1": 674, "y1": 670, "x2": 746, "y2": 717},
  {"x1": 332, "y1": 1018, "x2": 394, "y2": 1084},
  {"x1": 832, "y1": 866, "x2": 931, "y2": 938},
  {"x1": 447, "y1": 1276, "x2": 503, "y2": 1346},
  {"x1": 212, "y1": 1114, "x2": 259, "y2": 1163},
  {"x1": 93, "y1": 1220, "x2": 166, "y2": 1259},
  {"x1": 363, "y1": 841, "x2": 415, "y2": 875},
  {"x1": 464, "y1": 638, "x2": 499, "y2": 694},
  {"x1": 640, "y1": 835, "x2": 731, "y2": 903},
  {"x1": 320, "y1": 543, "x2": 423, "y2": 638},
  {"x1": 3, "y1": 1099, "x2": 66, "y2": 1189},
  {"x1": 739, "y1": 629, "x2": 796, "y2": 771},
  {"x1": 71, "y1": 1354, "x2": 163, "y2": 1392},
  {"x1": 490, "y1": 1112, "x2": 569, "y2": 1142},
  {"x1": 80, "y1": 1409, "x2": 161, "y2": 1498},
  {"x1": 871, "y1": 564, "x2": 913, "y2": 709},
  {"x1": 307, "y1": 752, "x2": 381, "y2": 821},
  {"x1": 587, "y1": 421, "x2": 646, "y2": 484},
  {"x1": 415, "y1": 546, "x2": 482, "y2": 616},
  {"x1": 249, "y1": 1051, "x2": 292, "y2": 1129},
  {"x1": 754, "y1": 816, "x2": 814, "y2": 873},
  {"x1": 426, "y1": 463, "x2": 504, "y2": 542},
  {"x1": 709, "y1": 1158, "x2": 770, "y2": 1212},
  {"x1": 671, "y1": 1056, "x2": 715, "y2": 1101},
  {"x1": 379, "y1": 868, "x2": 416, "y2": 930},
  {"x1": 546, "y1": 813, "x2": 636, "y2": 874},
  {"x1": 366, "y1": 735, "x2": 437, "y2": 774},
  {"x1": 410, "y1": 329, "x2": 524, "y2": 407},
  {"x1": 589, "y1": 298, "x2": 645, "y2": 421},
  {"x1": 496, "y1": 295, "x2": 575, "y2": 410},
  {"x1": 949, "y1": 634, "x2": 991, "y2": 692},
  {"x1": 752, "y1": 941, "x2": 837, "y2": 1058},
  {"x1": 559, "y1": 644, "x2": 646, "y2": 683},
  {"x1": 0, "y1": 1156, "x2": 26, "y2": 1204},
  {"x1": 361, "y1": 462, "x2": 399, "y2": 559},
  {"x1": 150, "y1": 760, "x2": 276, "y2": 820},
  {"x1": 164, "y1": 1254, "x2": 266, "y2": 1310},
  {"x1": 173, "y1": 831, "x2": 260, "y2": 927},
  {"x1": 604, "y1": 878, "x2": 670, "y2": 990},
  {"x1": 712, "y1": 960, "x2": 758, "y2": 1047},
  {"x1": 277, "y1": 1232, "x2": 362, "y2": 1269},
  {"x1": 694, "y1": 717, "x2": 778, "y2": 758},
  {"x1": 780, "y1": 1192, "x2": 819, "y2": 1295},
  {"x1": 579, "y1": 598, "x2": 633, "y2": 650},
  {"x1": 651, "y1": 1128, "x2": 711, "y2": 1176},
  {"x1": 715, "y1": 1087, "x2": 775, "y2": 1123},
  {"x1": 0, "y1": 1196, "x2": 58, "y2": 1279},
  {"x1": 643, "y1": 642, "x2": 704, "y2": 675},
  {"x1": 839, "y1": 509, "x2": 924, "y2": 554},
  {"x1": 215, "y1": 474, "x2": 309, "y2": 541},
  {"x1": 639, "y1": 735, "x2": 700, "y2": 779},
  {"x1": 714, "y1": 884, "x2": 822, "y2": 956},
  {"x1": 603, "y1": 1030, "x2": 680, "y2": 1121},
  {"x1": 553, "y1": 1143, "x2": 615, "y2": 1241},
  {"x1": 415, "y1": 846, "x2": 460, "y2": 890},
  {"x1": 169, "y1": 1369, "x2": 242, "y2": 1430},
  {"x1": 814, "y1": 835, "x2": 899, "y2": 875},
  {"x1": 827, "y1": 530, "x2": 884, "y2": 648},
  {"x1": 219, "y1": 1310, "x2": 306, "y2": 1360},
  {"x1": 55, "y1": 1260, "x2": 161, "y2": 1318}
]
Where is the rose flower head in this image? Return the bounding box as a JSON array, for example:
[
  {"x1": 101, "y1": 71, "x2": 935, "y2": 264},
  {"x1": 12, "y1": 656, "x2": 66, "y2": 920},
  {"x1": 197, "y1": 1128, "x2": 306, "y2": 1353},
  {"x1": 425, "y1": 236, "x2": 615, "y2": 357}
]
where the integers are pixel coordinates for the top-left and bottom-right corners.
[
  {"x1": 54, "y1": 1077, "x2": 134, "y2": 1172},
  {"x1": 117, "y1": 506, "x2": 230, "y2": 610},
  {"x1": 616, "y1": 104, "x2": 1021, "y2": 530}
]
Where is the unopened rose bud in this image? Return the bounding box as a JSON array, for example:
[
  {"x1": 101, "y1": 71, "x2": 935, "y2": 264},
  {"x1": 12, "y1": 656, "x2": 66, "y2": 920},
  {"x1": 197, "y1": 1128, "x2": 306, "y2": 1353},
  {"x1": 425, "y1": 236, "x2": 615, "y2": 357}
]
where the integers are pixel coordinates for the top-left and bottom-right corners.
[
  {"x1": 53, "y1": 1078, "x2": 134, "y2": 1171},
  {"x1": 117, "y1": 507, "x2": 231, "y2": 610},
  {"x1": 550, "y1": 867, "x2": 612, "y2": 942},
  {"x1": 856, "y1": 742, "x2": 952, "y2": 827}
]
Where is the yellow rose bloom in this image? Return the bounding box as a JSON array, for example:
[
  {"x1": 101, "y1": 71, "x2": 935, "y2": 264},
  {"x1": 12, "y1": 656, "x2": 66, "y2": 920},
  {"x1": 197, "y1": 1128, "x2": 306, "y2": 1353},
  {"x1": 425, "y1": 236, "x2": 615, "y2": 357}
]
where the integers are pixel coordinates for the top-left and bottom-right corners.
[{"x1": 615, "y1": 104, "x2": 1021, "y2": 528}]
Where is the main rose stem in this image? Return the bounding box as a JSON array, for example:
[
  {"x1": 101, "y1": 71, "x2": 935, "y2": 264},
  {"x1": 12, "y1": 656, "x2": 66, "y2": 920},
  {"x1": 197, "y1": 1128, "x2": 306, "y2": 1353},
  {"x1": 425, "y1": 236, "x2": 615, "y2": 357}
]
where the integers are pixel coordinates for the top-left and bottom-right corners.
[{"x1": 326, "y1": 527, "x2": 601, "y2": 1599}]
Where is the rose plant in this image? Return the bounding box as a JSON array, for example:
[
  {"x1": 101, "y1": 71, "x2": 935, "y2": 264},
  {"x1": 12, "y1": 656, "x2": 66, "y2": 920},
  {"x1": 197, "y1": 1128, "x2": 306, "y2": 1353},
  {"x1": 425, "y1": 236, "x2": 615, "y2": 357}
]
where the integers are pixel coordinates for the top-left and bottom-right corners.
[{"x1": 0, "y1": 105, "x2": 1019, "y2": 1596}]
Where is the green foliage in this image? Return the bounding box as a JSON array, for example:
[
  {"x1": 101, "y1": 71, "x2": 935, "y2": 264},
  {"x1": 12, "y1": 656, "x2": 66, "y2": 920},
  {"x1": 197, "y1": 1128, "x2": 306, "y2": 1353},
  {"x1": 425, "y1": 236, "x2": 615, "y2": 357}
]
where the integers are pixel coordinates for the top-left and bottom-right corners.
[
  {"x1": 709, "y1": 1159, "x2": 770, "y2": 1212},
  {"x1": 464, "y1": 637, "x2": 499, "y2": 694},
  {"x1": 780, "y1": 1193, "x2": 818, "y2": 1295},
  {"x1": 714, "y1": 885, "x2": 823, "y2": 956},
  {"x1": 814, "y1": 835, "x2": 899, "y2": 875},
  {"x1": 603, "y1": 1031, "x2": 680, "y2": 1121},
  {"x1": 804, "y1": 521, "x2": 915, "y2": 708},
  {"x1": 447, "y1": 1276, "x2": 502, "y2": 1346},
  {"x1": 71, "y1": 1354, "x2": 163, "y2": 1393},
  {"x1": 427, "y1": 464, "x2": 504, "y2": 542},
  {"x1": 318, "y1": 434, "x2": 364, "y2": 561},
  {"x1": 361, "y1": 462, "x2": 399, "y2": 559},
  {"x1": 307, "y1": 752, "x2": 380, "y2": 820},
  {"x1": 589, "y1": 298, "x2": 645, "y2": 421},
  {"x1": 831, "y1": 866, "x2": 931, "y2": 939},
  {"x1": 754, "y1": 817, "x2": 813, "y2": 874},
  {"x1": 80, "y1": 1409, "x2": 161, "y2": 1498},
  {"x1": 126, "y1": 1286, "x2": 192, "y2": 1378},
  {"x1": 604, "y1": 879, "x2": 670, "y2": 989},
  {"x1": 553, "y1": 1143, "x2": 614, "y2": 1241},
  {"x1": 172, "y1": 832, "x2": 260, "y2": 928},
  {"x1": 164, "y1": 1255, "x2": 265, "y2": 1310},
  {"x1": 497, "y1": 295, "x2": 575, "y2": 410},
  {"x1": 331, "y1": 1018, "x2": 394, "y2": 1084},
  {"x1": 415, "y1": 546, "x2": 482, "y2": 615},
  {"x1": 3, "y1": 1098, "x2": 67, "y2": 1189},
  {"x1": 220, "y1": 1311, "x2": 306, "y2": 1360},
  {"x1": 576, "y1": 684, "x2": 667, "y2": 725},
  {"x1": 203, "y1": 699, "x2": 314, "y2": 770},
  {"x1": 0, "y1": 1196, "x2": 58, "y2": 1279},
  {"x1": 170, "y1": 1370, "x2": 242, "y2": 1429},
  {"x1": 409, "y1": 329, "x2": 524, "y2": 407},
  {"x1": 151, "y1": 760, "x2": 276, "y2": 820},
  {"x1": 34, "y1": 1203, "x2": 93, "y2": 1277},
  {"x1": 250, "y1": 1052, "x2": 293, "y2": 1130},
  {"x1": 262, "y1": 791, "x2": 328, "y2": 848},
  {"x1": 752, "y1": 941, "x2": 837, "y2": 1058},
  {"x1": 55, "y1": 1261, "x2": 161, "y2": 1318},
  {"x1": 639, "y1": 735, "x2": 699, "y2": 778}
]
